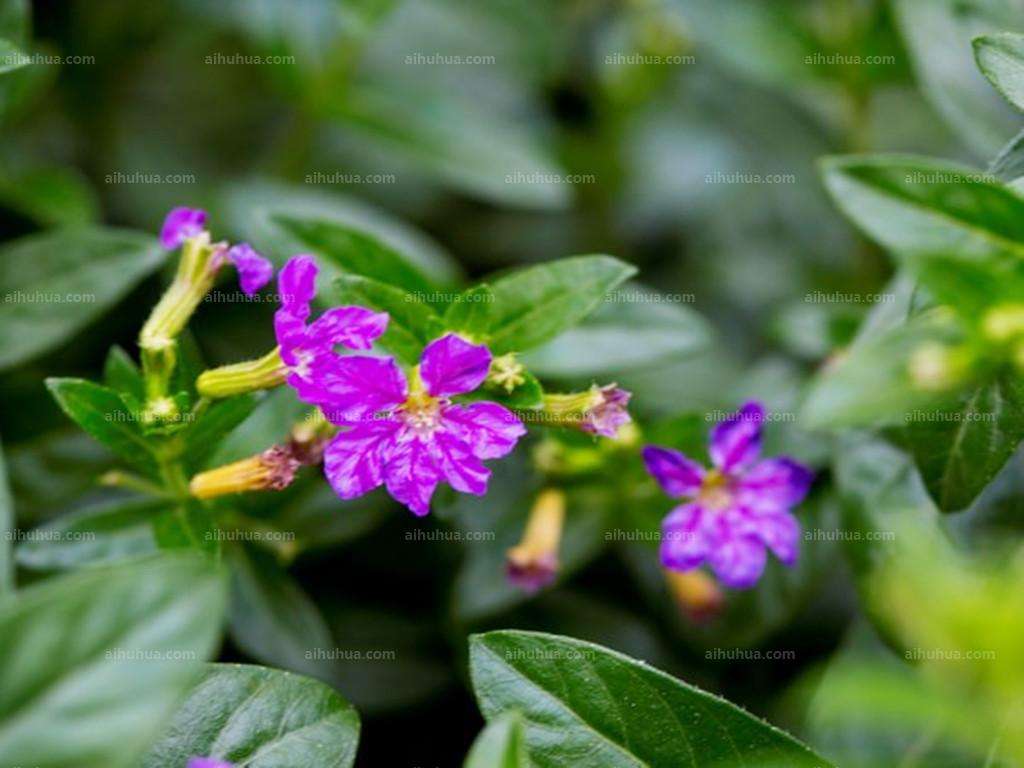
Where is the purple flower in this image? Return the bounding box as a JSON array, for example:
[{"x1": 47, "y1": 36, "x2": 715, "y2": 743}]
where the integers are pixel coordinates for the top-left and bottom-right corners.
[
  {"x1": 225, "y1": 242, "x2": 274, "y2": 296},
  {"x1": 642, "y1": 401, "x2": 813, "y2": 589},
  {"x1": 322, "y1": 334, "x2": 527, "y2": 516},
  {"x1": 160, "y1": 206, "x2": 207, "y2": 249},
  {"x1": 274, "y1": 255, "x2": 389, "y2": 409},
  {"x1": 187, "y1": 759, "x2": 233, "y2": 768},
  {"x1": 582, "y1": 384, "x2": 632, "y2": 438}
]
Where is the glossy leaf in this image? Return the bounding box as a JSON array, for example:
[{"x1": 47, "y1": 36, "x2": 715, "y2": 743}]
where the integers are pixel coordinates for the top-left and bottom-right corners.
[
  {"x1": 142, "y1": 663, "x2": 360, "y2": 768},
  {"x1": 103, "y1": 345, "x2": 144, "y2": 402},
  {"x1": 487, "y1": 256, "x2": 637, "y2": 354},
  {"x1": 975, "y1": 32, "x2": 1024, "y2": 112},
  {"x1": 0, "y1": 553, "x2": 227, "y2": 768},
  {"x1": 46, "y1": 378, "x2": 160, "y2": 478},
  {"x1": 443, "y1": 284, "x2": 495, "y2": 340},
  {"x1": 469, "y1": 631, "x2": 833, "y2": 768},
  {"x1": 332, "y1": 273, "x2": 440, "y2": 365},
  {"x1": 465, "y1": 711, "x2": 527, "y2": 768},
  {"x1": 183, "y1": 393, "x2": 263, "y2": 472},
  {"x1": 0, "y1": 227, "x2": 163, "y2": 370}
]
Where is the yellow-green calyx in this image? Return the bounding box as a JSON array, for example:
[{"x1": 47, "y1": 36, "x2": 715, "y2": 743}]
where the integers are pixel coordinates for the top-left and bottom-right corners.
[
  {"x1": 541, "y1": 388, "x2": 604, "y2": 427},
  {"x1": 197, "y1": 347, "x2": 287, "y2": 398},
  {"x1": 488, "y1": 353, "x2": 526, "y2": 393},
  {"x1": 908, "y1": 342, "x2": 970, "y2": 391}
]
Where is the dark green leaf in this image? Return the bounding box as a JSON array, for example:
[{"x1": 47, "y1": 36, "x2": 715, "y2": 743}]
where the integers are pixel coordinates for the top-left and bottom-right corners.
[
  {"x1": 487, "y1": 256, "x2": 637, "y2": 354},
  {"x1": 209, "y1": 386, "x2": 310, "y2": 466},
  {"x1": 46, "y1": 378, "x2": 160, "y2": 478},
  {"x1": 443, "y1": 284, "x2": 495, "y2": 340},
  {"x1": 821, "y1": 155, "x2": 1024, "y2": 261},
  {"x1": 183, "y1": 393, "x2": 262, "y2": 472},
  {"x1": 332, "y1": 274, "x2": 440, "y2": 364},
  {"x1": 465, "y1": 711, "x2": 527, "y2": 768},
  {"x1": 142, "y1": 663, "x2": 360, "y2": 768},
  {"x1": 469, "y1": 631, "x2": 834, "y2": 768},
  {"x1": 15, "y1": 496, "x2": 165, "y2": 570},
  {"x1": 103, "y1": 345, "x2": 144, "y2": 402},
  {"x1": 975, "y1": 32, "x2": 1024, "y2": 112},
  {"x1": 0, "y1": 553, "x2": 227, "y2": 768},
  {"x1": 0, "y1": 165, "x2": 99, "y2": 225},
  {"x1": 227, "y1": 543, "x2": 335, "y2": 678},
  {"x1": 152, "y1": 503, "x2": 219, "y2": 556},
  {"x1": 0, "y1": 227, "x2": 163, "y2": 370},
  {"x1": 904, "y1": 373, "x2": 1024, "y2": 512},
  {"x1": 272, "y1": 213, "x2": 436, "y2": 293},
  {"x1": 267, "y1": 481, "x2": 387, "y2": 554}
]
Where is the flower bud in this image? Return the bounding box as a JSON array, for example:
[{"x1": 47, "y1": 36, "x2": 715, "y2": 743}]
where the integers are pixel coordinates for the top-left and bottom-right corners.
[
  {"x1": 189, "y1": 445, "x2": 299, "y2": 499},
  {"x1": 665, "y1": 569, "x2": 724, "y2": 622},
  {"x1": 196, "y1": 348, "x2": 288, "y2": 399},
  {"x1": 506, "y1": 488, "x2": 566, "y2": 592}
]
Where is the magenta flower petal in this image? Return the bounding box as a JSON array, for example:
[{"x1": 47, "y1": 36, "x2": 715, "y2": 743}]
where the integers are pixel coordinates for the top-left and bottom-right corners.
[
  {"x1": 706, "y1": 520, "x2": 768, "y2": 589},
  {"x1": 324, "y1": 420, "x2": 399, "y2": 499},
  {"x1": 226, "y1": 242, "x2": 274, "y2": 296},
  {"x1": 752, "y1": 510, "x2": 800, "y2": 566},
  {"x1": 160, "y1": 207, "x2": 206, "y2": 249},
  {"x1": 308, "y1": 306, "x2": 389, "y2": 351},
  {"x1": 277, "y1": 254, "x2": 318, "y2": 318},
  {"x1": 420, "y1": 334, "x2": 492, "y2": 397},
  {"x1": 187, "y1": 759, "x2": 233, "y2": 768},
  {"x1": 736, "y1": 457, "x2": 813, "y2": 512},
  {"x1": 384, "y1": 436, "x2": 442, "y2": 516},
  {"x1": 642, "y1": 446, "x2": 704, "y2": 498},
  {"x1": 312, "y1": 355, "x2": 408, "y2": 423},
  {"x1": 443, "y1": 402, "x2": 525, "y2": 460},
  {"x1": 709, "y1": 401, "x2": 764, "y2": 473},
  {"x1": 659, "y1": 503, "x2": 711, "y2": 570},
  {"x1": 274, "y1": 310, "x2": 307, "y2": 366},
  {"x1": 434, "y1": 431, "x2": 491, "y2": 494}
]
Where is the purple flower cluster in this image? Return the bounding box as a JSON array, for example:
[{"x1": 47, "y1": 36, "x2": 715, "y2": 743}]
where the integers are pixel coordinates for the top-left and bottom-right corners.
[
  {"x1": 271, "y1": 255, "x2": 526, "y2": 516},
  {"x1": 160, "y1": 207, "x2": 274, "y2": 297},
  {"x1": 643, "y1": 402, "x2": 813, "y2": 589}
]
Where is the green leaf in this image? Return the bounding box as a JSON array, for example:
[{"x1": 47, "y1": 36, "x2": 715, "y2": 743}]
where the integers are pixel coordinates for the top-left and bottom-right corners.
[
  {"x1": 904, "y1": 372, "x2": 1024, "y2": 512},
  {"x1": 332, "y1": 274, "x2": 440, "y2": 364},
  {"x1": 820, "y1": 155, "x2": 1024, "y2": 261},
  {"x1": 0, "y1": 553, "x2": 227, "y2": 768},
  {"x1": 989, "y1": 128, "x2": 1024, "y2": 181},
  {"x1": 103, "y1": 345, "x2": 144, "y2": 402},
  {"x1": 465, "y1": 711, "x2": 527, "y2": 768},
  {"x1": 522, "y1": 286, "x2": 711, "y2": 377},
  {"x1": 15, "y1": 496, "x2": 165, "y2": 570},
  {"x1": 487, "y1": 256, "x2": 637, "y2": 354},
  {"x1": 183, "y1": 393, "x2": 262, "y2": 472},
  {"x1": 0, "y1": 165, "x2": 99, "y2": 225},
  {"x1": 0, "y1": 227, "x2": 163, "y2": 370},
  {"x1": 209, "y1": 386, "x2": 310, "y2": 467},
  {"x1": 152, "y1": 503, "x2": 219, "y2": 556},
  {"x1": 443, "y1": 284, "x2": 495, "y2": 340},
  {"x1": 893, "y1": 0, "x2": 1022, "y2": 157},
  {"x1": 0, "y1": 438, "x2": 12, "y2": 592},
  {"x1": 469, "y1": 631, "x2": 833, "y2": 768},
  {"x1": 975, "y1": 32, "x2": 1024, "y2": 112},
  {"x1": 227, "y1": 543, "x2": 335, "y2": 678},
  {"x1": 271, "y1": 213, "x2": 437, "y2": 293},
  {"x1": 46, "y1": 378, "x2": 160, "y2": 478},
  {"x1": 142, "y1": 663, "x2": 360, "y2": 768},
  {"x1": 0, "y1": 37, "x2": 25, "y2": 74}
]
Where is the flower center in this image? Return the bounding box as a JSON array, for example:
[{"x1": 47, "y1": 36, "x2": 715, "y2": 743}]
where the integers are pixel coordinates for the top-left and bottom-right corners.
[
  {"x1": 697, "y1": 469, "x2": 733, "y2": 511},
  {"x1": 399, "y1": 391, "x2": 443, "y2": 435}
]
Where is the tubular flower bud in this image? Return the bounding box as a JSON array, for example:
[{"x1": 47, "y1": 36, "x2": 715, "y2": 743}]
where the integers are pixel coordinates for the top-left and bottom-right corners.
[
  {"x1": 665, "y1": 569, "x2": 724, "y2": 622},
  {"x1": 541, "y1": 384, "x2": 632, "y2": 437},
  {"x1": 189, "y1": 445, "x2": 300, "y2": 499},
  {"x1": 506, "y1": 488, "x2": 566, "y2": 593},
  {"x1": 197, "y1": 348, "x2": 288, "y2": 398}
]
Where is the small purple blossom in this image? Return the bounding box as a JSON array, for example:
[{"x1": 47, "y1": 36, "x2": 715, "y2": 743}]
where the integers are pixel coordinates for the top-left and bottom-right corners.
[
  {"x1": 274, "y1": 255, "x2": 389, "y2": 409},
  {"x1": 582, "y1": 384, "x2": 632, "y2": 437},
  {"x1": 225, "y1": 242, "x2": 274, "y2": 296},
  {"x1": 642, "y1": 401, "x2": 813, "y2": 589},
  {"x1": 187, "y1": 759, "x2": 233, "y2": 768},
  {"x1": 160, "y1": 206, "x2": 207, "y2": 249},
  {"x1": 322, "y1": 334, "x2": 527, "y2": 516}
]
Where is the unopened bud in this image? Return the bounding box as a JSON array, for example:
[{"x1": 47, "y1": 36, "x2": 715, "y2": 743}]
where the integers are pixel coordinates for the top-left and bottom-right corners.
[
  {"x1": 189, "y1": 445, "x2": 299, "y2": 499},
  {"x1": 506, "y1": 489, "x2": 566, "y2": 593}
]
